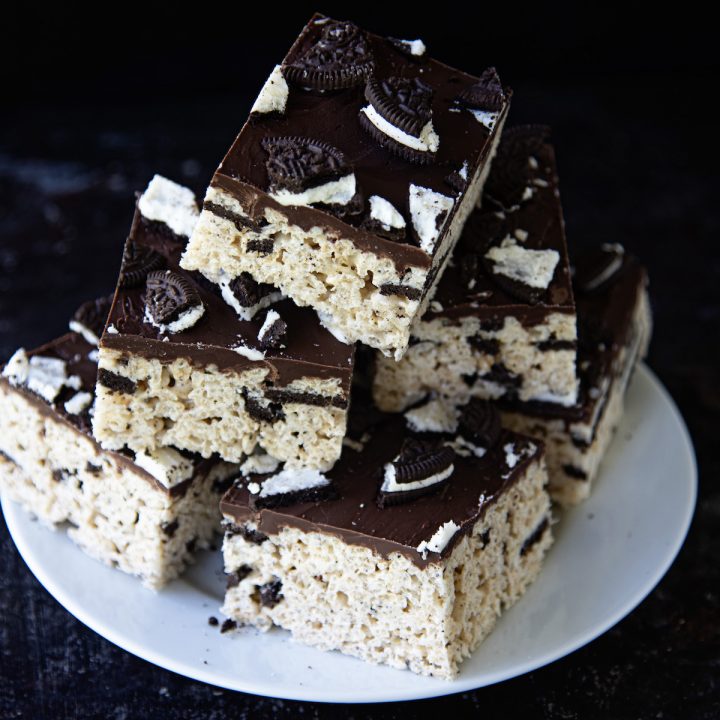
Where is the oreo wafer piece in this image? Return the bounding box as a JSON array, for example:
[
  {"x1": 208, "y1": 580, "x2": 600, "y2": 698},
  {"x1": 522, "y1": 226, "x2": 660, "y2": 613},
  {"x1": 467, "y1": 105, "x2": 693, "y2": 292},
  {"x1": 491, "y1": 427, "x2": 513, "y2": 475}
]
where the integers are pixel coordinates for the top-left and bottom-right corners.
[
  {"x1": 283, "y1": 20, "x2": 373, "y2": 90},
  {"x1": 119, "y1": 241, "x2": 164, "y2": 288},
  {"x1": 262, "y1": 136, "x2": 350, "y2": 194},
  {"x1": 484, "y1": 258, "x2": 548, "y2": 304},
  {"x1": 457, "y1": 399, "x2": 501, "y2": 450},
  {"x1": 70, "y1": 295, "x2": 113, "y2": 344},
  {"x1": 248, "y1": 481, "x2": 337, "y2": 511},
  {"x1": 229, "y1": 272, "x2": 276, "y2": 310},
  {"x1": 145, "y1": 271, "x2": 202, "y2": 327},
  {"x1": 458, "y1": 67, "x2": 505, "y2": 111},
  {"x1": 378, "y1": 439, "x2": 455, "y2": 507}
]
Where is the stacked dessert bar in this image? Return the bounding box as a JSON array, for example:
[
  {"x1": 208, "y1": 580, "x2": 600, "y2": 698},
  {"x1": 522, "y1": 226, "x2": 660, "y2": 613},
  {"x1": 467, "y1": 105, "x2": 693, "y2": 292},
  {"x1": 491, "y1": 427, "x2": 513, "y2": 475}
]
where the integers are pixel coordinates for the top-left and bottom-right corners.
[{"x1": 0, "y1": 13, "x2": 651, "y2": 678}]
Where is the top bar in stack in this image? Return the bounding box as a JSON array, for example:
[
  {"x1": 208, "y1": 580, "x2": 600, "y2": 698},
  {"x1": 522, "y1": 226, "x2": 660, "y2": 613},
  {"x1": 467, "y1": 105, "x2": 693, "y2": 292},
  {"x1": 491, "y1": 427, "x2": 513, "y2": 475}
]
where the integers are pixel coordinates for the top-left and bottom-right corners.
[
  {"x1": 92, "y1": 176, "x2": 355, "y2": 470},
  {"x1": 181, "y1": 13, "x2": 511, "y2": 360},
  {"x1": 373, "y1": 126, "x2": 578, "y2": 410}
]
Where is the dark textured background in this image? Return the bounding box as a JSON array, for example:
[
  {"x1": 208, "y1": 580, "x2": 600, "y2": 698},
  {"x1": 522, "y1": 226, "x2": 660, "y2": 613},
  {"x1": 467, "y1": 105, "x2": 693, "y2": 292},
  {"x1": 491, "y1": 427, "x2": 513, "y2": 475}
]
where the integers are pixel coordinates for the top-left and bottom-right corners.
[{"x1": 2, "y1": 6, "x2": 718, "y2": 718}]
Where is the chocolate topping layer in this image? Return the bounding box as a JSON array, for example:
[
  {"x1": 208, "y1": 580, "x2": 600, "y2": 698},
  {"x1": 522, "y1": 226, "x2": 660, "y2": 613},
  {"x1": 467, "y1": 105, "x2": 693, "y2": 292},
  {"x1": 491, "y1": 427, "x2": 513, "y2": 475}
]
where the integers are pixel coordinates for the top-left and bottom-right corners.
[
  {"x1": 428, "y1": 126, "x2": 575, "y2": 326},
  {"x1": 220, "y1": 403, "x2": 542, "y2": 568},
  {"x1": 0, "y1": 331, "x2": 217, "y2": 497},
  {"x1": 210, "y1": 13, "x2": 509, "y2": 272},
  {"x1": 102, "y1": 208, "x2": 354, "y2": 395}
]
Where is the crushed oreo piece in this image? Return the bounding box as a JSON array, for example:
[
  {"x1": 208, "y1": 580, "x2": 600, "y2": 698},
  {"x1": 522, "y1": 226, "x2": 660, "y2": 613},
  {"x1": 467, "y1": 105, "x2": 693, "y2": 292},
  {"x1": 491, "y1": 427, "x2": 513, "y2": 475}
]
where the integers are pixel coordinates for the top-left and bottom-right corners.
[
  {"x1": 145, "y1": 271, "x2": 202, "y2": 327},
  {"x1": 468, "y1": 335, "x2": 500, "y2": 355},
  {"x1": 256, "y1": 578, "x2": 283, "y2": 608},
  {"x1": 458, "y1": 67, "x2": 505, "y2": 111},
  {"x1": 378, "y1": 438, "x2": 455, "y2": 507},
  {"x1": 378, "y1": 284, "x2": 422, "y2": 301},
  {"x1": 229, "y1": 273, "x2": 275, "y2": 310},
  {"x1": 220, "y1": 619, "x2": 237, "y2": 633},
  {"x1": 360, "y1": 216, "x2": 406, "y2": 242},
  {"x1": 536, "y1": 338, "x2": 577, "y2": 352},
  {"x1": 208, "y1": 616, "x2": 219, "y2": 627},
  {"x1": 458, "y1": 398, "x2": 501, "y2": 449},
  {"x1": 484, "y1": 264, "x2": 547, "y2": 304},
  {"x1": 445, "y1": 169, "x2": 467, "y2": 194},
  {"x1": 387, "y1": 37, "x2": 426, "y2": 59},
  {"x1": 97, "y1": 368, "x2": 136, "y2": 395},
  {"x1": 226, "y1": 565, "x2": 253, "y2": 589},
  {"x1": 222, "y1": 520, "x2": 269, "y2": 545},
  {"x1": 203, "y1": 200, "x2": 265, "y2": 233},
  {"x1": 161, "y1": 520, "x2": 179, "y2": 537},
  {"x1": 573, "y1": 244, "x2": 625, "y2": 294},
  {"x1": 246, "y1": 238, "x2": 274, "y2": 254},
  {"x1": 86, "y1": 462, "x2": 102, "y2": 475},
  {"x1": 119, "y1": 241, "x2": 164, "y2": 288},
  {"x1": 262, "y1": 136, "x2": 350, "y2": 194},
  {"x1": 485, "y1": 125, "x2": 551, "y2": 208},
  {"x1": 284, "y1": 20, "x2": 373, "y2": 90},
  {"x1": 562, "y1": 464, "x2": 589, "y2": 480},
  {"x1": 257, "y1": 310, "x2": 287, "y2": 351},
  {"x1": 482, "y1": 363, "x2": 521, "y2": 389},
  {"x1": 520, "y1": 517, "x2": 550, "y2": 556},
  {"x1": 70, "y1": 296, "x2": 113, "y2": 344},
  {"x1": 241, "y1": 388, "x2": 285, "y2": 424}
]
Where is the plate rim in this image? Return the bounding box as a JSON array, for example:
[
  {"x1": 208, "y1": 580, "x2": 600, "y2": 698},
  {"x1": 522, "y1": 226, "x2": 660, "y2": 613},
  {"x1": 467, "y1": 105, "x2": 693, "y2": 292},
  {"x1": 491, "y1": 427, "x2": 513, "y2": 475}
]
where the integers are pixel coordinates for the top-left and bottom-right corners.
[{"x1": 2, "y1": 364, "x2": 698, "y2": 704}]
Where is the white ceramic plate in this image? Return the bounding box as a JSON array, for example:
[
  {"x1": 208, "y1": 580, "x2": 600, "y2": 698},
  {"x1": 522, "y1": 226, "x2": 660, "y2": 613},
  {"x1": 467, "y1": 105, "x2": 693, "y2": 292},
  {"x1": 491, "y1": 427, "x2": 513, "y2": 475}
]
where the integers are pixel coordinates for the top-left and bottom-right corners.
[{"x1": 2, "y1": 364, "x2": 696, "y2": 703}]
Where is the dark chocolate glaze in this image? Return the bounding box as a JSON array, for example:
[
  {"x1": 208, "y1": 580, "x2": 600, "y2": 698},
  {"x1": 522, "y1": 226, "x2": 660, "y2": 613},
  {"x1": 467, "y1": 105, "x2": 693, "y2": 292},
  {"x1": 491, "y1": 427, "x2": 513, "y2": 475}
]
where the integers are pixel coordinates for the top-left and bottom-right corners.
[
  {"x1": 101, "y1": 208, "x2": 355, "y2": 396},
  {"x1": 0, "y1": 332, "x2": 220, "y2": 497},
  {"x1": 427, "y1": 128, "x2": 575, "y2": 326},
  {"x1": 499, "y1": 252, "x2": 648, "y2": 430},
  {"x1": 220, "y1": 407, "x2": 542, "y2": 568},
  {"x1": 209, "y1": 13, "x2": 509, "y2": 274}
]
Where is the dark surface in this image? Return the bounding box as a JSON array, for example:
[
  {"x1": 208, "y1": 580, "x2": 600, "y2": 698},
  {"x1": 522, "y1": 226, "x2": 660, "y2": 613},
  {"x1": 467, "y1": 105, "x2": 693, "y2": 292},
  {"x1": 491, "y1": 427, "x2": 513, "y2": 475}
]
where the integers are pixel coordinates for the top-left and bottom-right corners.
[{"x1": 2, "y1": 6, "x2": 719, "y2": 719}]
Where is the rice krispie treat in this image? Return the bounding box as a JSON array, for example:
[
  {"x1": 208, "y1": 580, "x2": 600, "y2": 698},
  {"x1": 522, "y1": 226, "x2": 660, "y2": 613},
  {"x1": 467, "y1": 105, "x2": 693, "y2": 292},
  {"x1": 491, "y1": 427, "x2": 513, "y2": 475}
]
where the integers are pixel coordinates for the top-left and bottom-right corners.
[
  {"x1": 499, "y1": 244, "x2": 652, "y2": 506},
  {"x1": 92, "y1": 176, "x2": 355, "y2": 469},
  {"x1": 0, "y1": 325, "x2": 238, "y2": 589},
  {"x1": 219, "y1": 396, "x2": 552, "y2": 678},
  {"x1": 181, "y1": 14, "x2": 511, "y2": 360},
  {"x1": 374, "y1": 126, "x2": 578, "y2": 409}
]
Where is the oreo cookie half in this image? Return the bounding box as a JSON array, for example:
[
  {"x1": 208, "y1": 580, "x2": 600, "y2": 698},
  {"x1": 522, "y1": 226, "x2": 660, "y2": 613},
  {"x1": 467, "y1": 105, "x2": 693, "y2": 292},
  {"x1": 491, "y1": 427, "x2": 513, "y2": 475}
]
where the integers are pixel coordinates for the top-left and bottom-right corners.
[
  {"x1": 119, "y1": 241, "x2": 164, "y2": 288},
  {"x1": 458, "y1": 67, "x2": 505, "y2": 111},
  {"x1": 378, "y1": 438, "x2": 455, "y2": 507},
  {"x1": 284, "y1": 20, "x2": 373, "y2": 90},
  {"x1": 359, "y1": 76, "x2": 438, "y2": 164},
  {"x1": 144, "y1": 270, "x2": 204, "y2": 333},
  {"x1": 457, "y1": 398, "x2": 501, "y2": 451},
  {"x1": 262, "y1": 136, "x2": 350, "y2": 194}
]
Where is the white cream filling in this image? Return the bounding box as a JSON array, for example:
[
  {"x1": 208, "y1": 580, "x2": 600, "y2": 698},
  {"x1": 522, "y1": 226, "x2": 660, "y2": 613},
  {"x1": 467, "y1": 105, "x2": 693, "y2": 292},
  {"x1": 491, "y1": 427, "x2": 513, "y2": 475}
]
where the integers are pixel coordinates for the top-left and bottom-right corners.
[
  {"x1": 257, "y1": 467, "x2": 330, "y2": 498},
  {"x1": 395, "y1": 38, "x2": 426, "y2": 56},
  {"x1": 138, "y1": 175, "x2": 200, "y2": 238},
  {"x1": 381, "y1": 461, "x2": 454, "y2": 495},
  {"x1": 2, "y1": 348, "x2": 29, "y2": 386},
  {"x1": 250, "y1": 65, "x2": 289, "y2": 115},
  {"x1": 270, "y1": 173, "x2": 356, "y2": 208},
  {"x1": 87, "y1": 349, "x2": 100, "y2": 363},
  {"x1": 134, "y1": 447, "x2": 195, "y2": 490},
  {"x1": 459, "y1": 161, "x2": 469, "y2": 181},
  {"x1": 360, "y1": 105, "x2": 439, "y2": 154},
  {"x1": 409, "y1": 184, "x2": 454, "y2": 254},
  {"x1": 417, "y1": 520, "x2": 461, "y2": 559},
  {"x1": 530, "y1": 387, "x2": 579, "y2": 407},
  {"x1": 368, "y1": 195, "x2": 406, "y2": 230},
  {"x1": 64, "y1": 391, "x2": 93, "y2": 415},
  {"x1": 232, "y1": 343, "x2": 265, "y2": 361},
  {"x1": 144, "y1": 303, "x2": 205, "y2": 334},
  {"x1": 447, "y1": 435, "x2": 487, "y2": 459},
  {"x1": 404, "y1": 397, "x2": 459, "y2": 434},
  {"x1": 503, "y1": 441, "x2": 537, "y2": 471},
  {"x1": 467, "y1": 108, "x2": 500, "y2": 130},
  {"x1": 485, "y1": 237, "x2": 560, "y2": 289},
  {"x1": 25, "y1": 356, "x2": 69, "y2": 403},
  {"x1": 69, "y1": 320, "x2": 101, "y2": 347},
  {"x1": 240, "y1": 450, "x2": 281, "y2": 477},
  {"x1": 316, "y1": 311, "x2": 350, "y2": 345}
]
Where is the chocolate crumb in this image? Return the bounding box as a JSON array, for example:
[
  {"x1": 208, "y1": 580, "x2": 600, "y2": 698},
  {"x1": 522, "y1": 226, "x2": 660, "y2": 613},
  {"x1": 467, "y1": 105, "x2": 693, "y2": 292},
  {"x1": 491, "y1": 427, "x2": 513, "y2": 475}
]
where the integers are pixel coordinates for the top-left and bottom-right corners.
[
  {"x1": 208, "y1": 616, "x2": 219, "y2": 627},
  {"x1": 220, "y1": 619, "x2": 237, "y2": 633}
]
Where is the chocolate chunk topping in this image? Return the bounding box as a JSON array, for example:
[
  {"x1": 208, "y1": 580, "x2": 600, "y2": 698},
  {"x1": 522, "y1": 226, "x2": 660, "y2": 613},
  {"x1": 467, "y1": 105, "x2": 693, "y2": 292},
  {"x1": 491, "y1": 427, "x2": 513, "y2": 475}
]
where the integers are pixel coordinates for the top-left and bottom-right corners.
[
  {"x1": 119, "y1": 241, "x2": 164, "y2": 288},
  {"x1": 458, "y1": 67, "x2": 505, "y2": 111},
  {"x1": 458, "y1": 398, "x2": 501, "y2": 449},
  {"x1": 145, "y1": 270, "x2": 202, "y2": 327},
  {"x1": 220, "y1": 619, "x2": 237, "y2": 633},
  {"x1": 229, "y1": 272, "x2": 275, "y2": 309},
  {"x1": 520, "y1": 517, "x2": 550, "y2": 556},
  {"x1": 485, "y1": 125, "x2": 551, "y2": 208},
  {"x1": 284, "y1": 20, "x2": 373, "y2": 90},
  {"x1": 97, "y1": 368, "x2": 136, "y2": 394},
  {"x1": 72, "y1": 296, "x2": 113, "y2": 340},
  {"x1": 256, "y1": 578, "x2": 283, "y2": 608},
  {"x1": 573, "y1": 244, "x2": 625, "y2": 294},
  {"x1": 364, "y1": 76, "x2": 433, "y2": 138},
  {"x1": 262, "y1": 136, "x2": 350, "y2": 194},
  {"x1": 226, "y1": 565, "x2": 252, "y2": 589}
]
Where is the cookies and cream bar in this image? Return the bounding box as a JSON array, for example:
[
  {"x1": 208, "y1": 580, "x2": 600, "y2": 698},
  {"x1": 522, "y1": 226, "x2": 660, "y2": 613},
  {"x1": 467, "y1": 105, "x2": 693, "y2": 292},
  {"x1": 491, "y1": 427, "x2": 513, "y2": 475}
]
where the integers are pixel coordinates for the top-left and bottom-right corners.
[
  {"x1": 219, "y1": 395, "x2": 552, "y2": 678},
  {"x1": 499, "y1": 245, "x2": 651, "y2": 506},
  {"x1": 0, "y1": 326, "x2": 238, "y2": 589},
  {"x1": 181, "y1": 14, "x2": 510, "y2": 360},
  {"x1": 92, "y1": 176, "x2": 355, "y2": 470},
  {"x1": 374, "y1": 126, "x2": 578, "y2": 411}
]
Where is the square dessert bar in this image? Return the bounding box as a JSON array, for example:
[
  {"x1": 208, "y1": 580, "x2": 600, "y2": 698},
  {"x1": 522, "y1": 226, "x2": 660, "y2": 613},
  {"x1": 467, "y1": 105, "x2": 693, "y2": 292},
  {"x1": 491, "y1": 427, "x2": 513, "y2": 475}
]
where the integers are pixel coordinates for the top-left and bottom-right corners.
[
  {"x1": 0, "y1": 323, "x2": 238, "y2": 589},
  {"x1": 499, "y1": 245, "x2": 651, "y2": 506},
  {"x1": 92, "y1": 176, "x2": 355, "y2": 470},
  {"x1": 374, "y1": 125, "x2": 578, "y2": 411},
  {"x1": 181, "y1": 14, "x2": 511, "y2": 360},
  {"x1": 219, "y1": 396, "x2": 552, "y2": 678}
]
